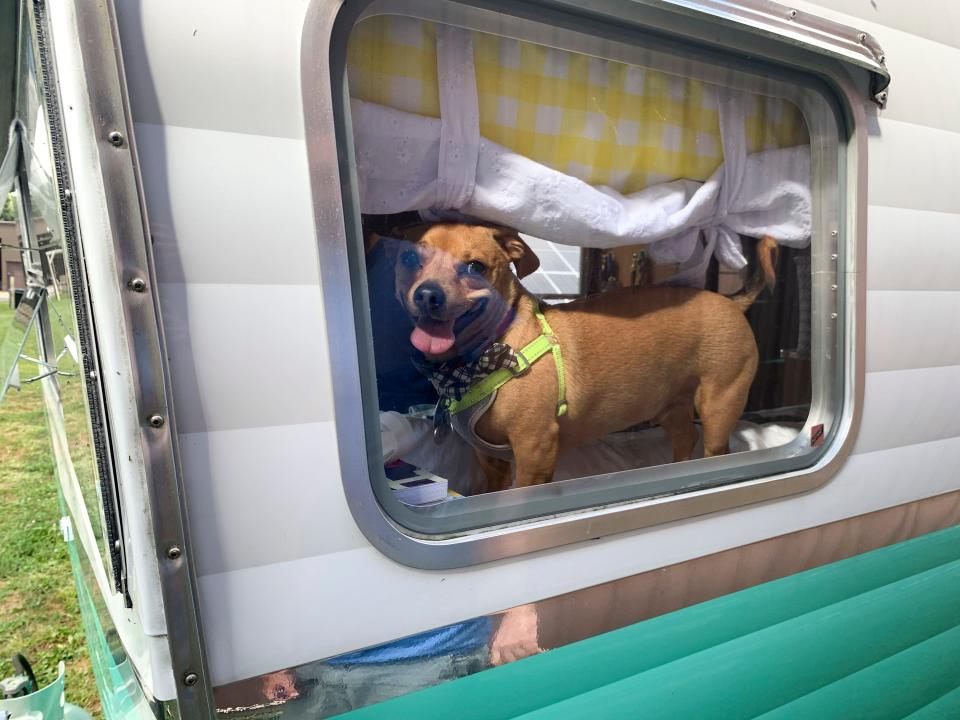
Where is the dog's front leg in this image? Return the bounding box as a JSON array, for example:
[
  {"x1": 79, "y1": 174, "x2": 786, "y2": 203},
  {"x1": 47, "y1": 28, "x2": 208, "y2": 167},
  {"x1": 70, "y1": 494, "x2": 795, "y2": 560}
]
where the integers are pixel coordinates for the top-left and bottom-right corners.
[
  {"x1": 476, "y1": 451, "x2": 513, "y2": 493},
  {"x1": 510, "y1": 421, "x2": 559, "y2": 487}
]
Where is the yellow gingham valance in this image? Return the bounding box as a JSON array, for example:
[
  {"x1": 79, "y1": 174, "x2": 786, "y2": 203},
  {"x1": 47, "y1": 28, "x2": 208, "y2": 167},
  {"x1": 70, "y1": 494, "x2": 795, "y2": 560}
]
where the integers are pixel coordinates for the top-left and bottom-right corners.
[{"x1": 347, "y1": 15, "x2": 809, "y2": 196}]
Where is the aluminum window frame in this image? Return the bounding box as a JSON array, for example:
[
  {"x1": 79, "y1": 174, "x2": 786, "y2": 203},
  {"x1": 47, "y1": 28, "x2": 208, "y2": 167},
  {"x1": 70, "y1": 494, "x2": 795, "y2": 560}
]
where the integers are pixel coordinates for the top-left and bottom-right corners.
[{"x1": 303, "y1": 0, "x2": 867, "y2": 569}]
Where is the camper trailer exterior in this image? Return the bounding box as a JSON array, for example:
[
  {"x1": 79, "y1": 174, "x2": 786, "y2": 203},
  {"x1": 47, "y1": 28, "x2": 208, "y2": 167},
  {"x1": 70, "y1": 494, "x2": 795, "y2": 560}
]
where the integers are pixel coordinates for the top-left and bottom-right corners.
[{"x1": 3, "y1": 0, "x2": 960, "y2": 717}]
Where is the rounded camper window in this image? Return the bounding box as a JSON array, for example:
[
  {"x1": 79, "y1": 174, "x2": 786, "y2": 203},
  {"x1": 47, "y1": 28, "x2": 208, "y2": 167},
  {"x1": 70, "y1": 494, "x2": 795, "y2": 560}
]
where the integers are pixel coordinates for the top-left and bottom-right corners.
[{"x1": 319, "y1": 1, "x2": 851, "y2": 553}]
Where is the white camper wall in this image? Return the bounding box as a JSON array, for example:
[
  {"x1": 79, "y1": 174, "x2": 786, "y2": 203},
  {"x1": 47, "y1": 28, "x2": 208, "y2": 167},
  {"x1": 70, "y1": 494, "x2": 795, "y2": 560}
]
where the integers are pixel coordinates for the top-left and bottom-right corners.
[
  {"x1": 115, "y1": 0, "x2": 960, "y2": 687},
  {"x1": 799, "y1": 0, "x2": 960, "y2": 444}
]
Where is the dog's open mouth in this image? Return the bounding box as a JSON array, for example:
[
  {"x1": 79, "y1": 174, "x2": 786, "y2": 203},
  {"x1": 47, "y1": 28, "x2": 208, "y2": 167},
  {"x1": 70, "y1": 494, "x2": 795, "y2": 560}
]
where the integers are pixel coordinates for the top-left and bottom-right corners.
[
  {"x1": 410, "y1": 319, "x2": 456, "y2": 355},
  {"x1": 410, "y1": 299, "x2": 487, "y2": 356}
]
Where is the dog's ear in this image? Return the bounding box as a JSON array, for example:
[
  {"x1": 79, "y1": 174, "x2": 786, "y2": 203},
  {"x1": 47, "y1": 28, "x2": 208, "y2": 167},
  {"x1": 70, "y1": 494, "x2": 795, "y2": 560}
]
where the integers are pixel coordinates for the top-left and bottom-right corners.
[{"x1": 492, "y1": 227, "x2": 540, "y2": 279}]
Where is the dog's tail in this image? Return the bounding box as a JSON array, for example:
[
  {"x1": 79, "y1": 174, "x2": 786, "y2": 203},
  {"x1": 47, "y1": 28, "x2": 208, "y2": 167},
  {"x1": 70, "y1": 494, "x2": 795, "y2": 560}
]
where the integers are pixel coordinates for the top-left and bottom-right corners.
[{"x1": 729, "y1": 236, "x2": 778, "y2": 312}]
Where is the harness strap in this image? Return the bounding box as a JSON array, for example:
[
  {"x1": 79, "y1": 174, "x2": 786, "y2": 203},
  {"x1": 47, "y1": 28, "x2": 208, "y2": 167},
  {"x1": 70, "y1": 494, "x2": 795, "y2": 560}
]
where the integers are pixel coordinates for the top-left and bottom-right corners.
[
  {"x1": 447, "y1": 310, "x2": 568, "y2": 417},
  {"x1": 537, "y1": 311, "x2": 568, "y2": 417}
]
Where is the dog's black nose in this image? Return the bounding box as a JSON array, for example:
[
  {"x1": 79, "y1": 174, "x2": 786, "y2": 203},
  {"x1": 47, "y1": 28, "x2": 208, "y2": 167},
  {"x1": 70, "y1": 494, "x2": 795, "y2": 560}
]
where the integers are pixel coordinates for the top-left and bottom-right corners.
[{"x1": 413, "y1": 282, "x2": 446, "y2": 314}]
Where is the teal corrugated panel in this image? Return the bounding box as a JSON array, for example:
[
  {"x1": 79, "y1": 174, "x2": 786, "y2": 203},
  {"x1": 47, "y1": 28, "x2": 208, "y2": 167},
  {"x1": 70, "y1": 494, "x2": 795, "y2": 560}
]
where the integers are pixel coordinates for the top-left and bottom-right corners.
[
  {"x1": 905, "y1": 685, "x2": 960, "y2": 719},
  {"x1": 753, "y1": 623, "x2": 960, "y2": 719},
  {"x1": 335, "y1": 524, "x2": 960, "y2": 720},
  {"x1": 513, "y1": 558, "x2": 960, "y2": 719}
]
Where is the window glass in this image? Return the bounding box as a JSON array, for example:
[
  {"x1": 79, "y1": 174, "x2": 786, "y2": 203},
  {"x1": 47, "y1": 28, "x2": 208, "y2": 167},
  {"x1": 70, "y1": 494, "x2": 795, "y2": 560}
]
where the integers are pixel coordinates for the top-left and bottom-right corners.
[
  {"x1": 27, "y1": 194, "x2": 103, "y2": 553},
  {"x1": 340, "y1": 10, "x2": 841, "y2": 534},
  {"x1": 0, "y1": 281, "x2": 43, "y2": 400},
  {"x1": 12, "y1": 6, "x2": 124, "y2": 589}
]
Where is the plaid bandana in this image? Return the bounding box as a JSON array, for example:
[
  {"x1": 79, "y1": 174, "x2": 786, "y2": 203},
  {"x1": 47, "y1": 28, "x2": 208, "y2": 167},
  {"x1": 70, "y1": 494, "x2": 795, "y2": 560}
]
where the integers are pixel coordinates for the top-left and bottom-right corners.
[{"x1": 413, "y1": 342, "x2": 519, "y2": 401}]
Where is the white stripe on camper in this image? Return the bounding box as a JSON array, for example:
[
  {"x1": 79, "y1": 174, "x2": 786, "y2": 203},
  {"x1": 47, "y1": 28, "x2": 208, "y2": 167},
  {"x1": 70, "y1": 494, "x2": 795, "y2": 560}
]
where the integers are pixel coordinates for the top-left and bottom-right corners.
[
  {"x1": 179, "y1": 421, "x2": 365, "y2": 578},
  {"x1": 136, "y1": 123, "x2": 319, "y2": 287},
  {"x1": 872, "y1": 35, "x2": 960, "y2": 135},
  {"x1": 157, "y1": 282, "x2": 335, "y2": 434},
  {"x1": 867, "y1": 206, "x2": 960, "y2": 292},
  {"x1": 854, "y1": 365, "x2": 960, "y2": 455},
  {"x1": 117, "y1": 0, "x2": 308, "y2": 139},
  {"x1": 866, "y1": 292, "x2": 960, "y2": 373},
  {"x1": 798, "y1": 0, "x2": 960, "y2": 53},
  {"x1": 867, "y1": 119, "x2": 960, "y2": 215}
]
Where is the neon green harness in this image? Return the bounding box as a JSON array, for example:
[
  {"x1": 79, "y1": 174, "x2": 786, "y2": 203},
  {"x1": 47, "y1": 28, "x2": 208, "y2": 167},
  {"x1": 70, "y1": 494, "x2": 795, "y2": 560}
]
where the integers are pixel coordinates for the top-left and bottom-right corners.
[{"x1": 447, "y1": 310, "x2": 568, "y2": 418}]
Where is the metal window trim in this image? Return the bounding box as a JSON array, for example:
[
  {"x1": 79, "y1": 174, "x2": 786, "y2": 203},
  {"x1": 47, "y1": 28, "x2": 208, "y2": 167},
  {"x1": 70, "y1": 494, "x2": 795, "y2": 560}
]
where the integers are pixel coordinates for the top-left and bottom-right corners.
[
  {"x1": 304, "y1": 0, "x2": 867, "y2": 571},
  {"x1": 345, "y1": 0, "x2": 849, "y2": 541},
  {"x1": 47, "y1": 0, "x2": 214, "y2": 715},
  {"x1": 605, "y1": 0, "x2": 890, "y2": 106}
]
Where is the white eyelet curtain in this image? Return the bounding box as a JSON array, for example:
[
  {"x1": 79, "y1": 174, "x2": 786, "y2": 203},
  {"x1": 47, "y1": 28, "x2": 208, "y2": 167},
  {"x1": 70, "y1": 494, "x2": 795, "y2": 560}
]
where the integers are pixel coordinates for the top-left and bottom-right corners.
[{"x1": 351, "y1": 26, "x2": 811, "y2": 285}]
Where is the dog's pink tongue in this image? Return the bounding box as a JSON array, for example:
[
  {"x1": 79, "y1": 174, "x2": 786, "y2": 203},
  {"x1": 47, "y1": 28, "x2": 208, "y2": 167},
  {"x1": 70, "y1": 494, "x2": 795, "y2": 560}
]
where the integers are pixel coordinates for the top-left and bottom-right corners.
[{"x1": 411, "y1": 320, "x2": 456, "y2": 355}]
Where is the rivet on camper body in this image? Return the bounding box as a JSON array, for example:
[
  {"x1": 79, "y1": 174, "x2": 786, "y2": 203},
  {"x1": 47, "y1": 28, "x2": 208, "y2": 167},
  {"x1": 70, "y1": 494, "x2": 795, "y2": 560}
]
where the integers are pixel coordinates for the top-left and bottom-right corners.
[
  {"x1": 857, "y1": 32, "x2": 867, "y2": 43},
  {"x1": 183, "y1": 672, "x2": 198, "y2": 687},
  {"x1": 788, "y1": 9, "x2": 798, "y2": 19},
  {"x1": 167, "y1": 546, "x2": 182, "y2": 560},
  {"x1": 128, "y1": 277, "x2": 147, "y2": 292},
  {"x1": 149, "y1": 414, "x2": 165, "y2": 428},
  {"x1": 107, "y1": 130, "x2": 124, "y2": 147}
]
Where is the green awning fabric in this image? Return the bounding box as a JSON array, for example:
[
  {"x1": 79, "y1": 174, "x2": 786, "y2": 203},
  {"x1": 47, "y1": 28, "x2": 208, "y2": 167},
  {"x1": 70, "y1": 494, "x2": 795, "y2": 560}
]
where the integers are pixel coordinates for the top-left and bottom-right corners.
[{"x1": 337, "y1": 523, "x2": 960, "y2": 719}]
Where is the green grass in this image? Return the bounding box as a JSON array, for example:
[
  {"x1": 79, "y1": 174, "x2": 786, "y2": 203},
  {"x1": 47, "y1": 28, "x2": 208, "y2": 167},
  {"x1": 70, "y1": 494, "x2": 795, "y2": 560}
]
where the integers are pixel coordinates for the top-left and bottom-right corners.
[{"x1": 0, "y1": 299, "x2": 100, "y2": 715}]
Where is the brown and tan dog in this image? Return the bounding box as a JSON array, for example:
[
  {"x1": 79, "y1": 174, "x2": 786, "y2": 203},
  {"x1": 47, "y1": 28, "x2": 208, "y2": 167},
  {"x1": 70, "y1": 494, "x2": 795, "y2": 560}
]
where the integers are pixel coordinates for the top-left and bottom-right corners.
[{"x1": 394, "y1": 223, "x2": 777, "y2": 492}]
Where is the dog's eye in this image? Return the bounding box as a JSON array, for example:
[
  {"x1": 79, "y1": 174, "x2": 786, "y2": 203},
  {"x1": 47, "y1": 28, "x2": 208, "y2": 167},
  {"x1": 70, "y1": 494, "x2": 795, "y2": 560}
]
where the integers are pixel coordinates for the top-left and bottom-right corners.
[
  {"x1": 400, "y1": 250, "x2": 421, "y2": 270},
  {"x1": 462, "y1": 261, "x2": 487, "y2": 276}
]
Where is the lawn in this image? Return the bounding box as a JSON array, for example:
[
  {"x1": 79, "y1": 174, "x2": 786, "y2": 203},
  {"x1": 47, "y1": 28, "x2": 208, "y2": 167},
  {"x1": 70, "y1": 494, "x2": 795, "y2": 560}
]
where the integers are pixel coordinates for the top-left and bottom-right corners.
[{"x1": 0, "y1": 298, "x2": 100, "y2": 715}]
